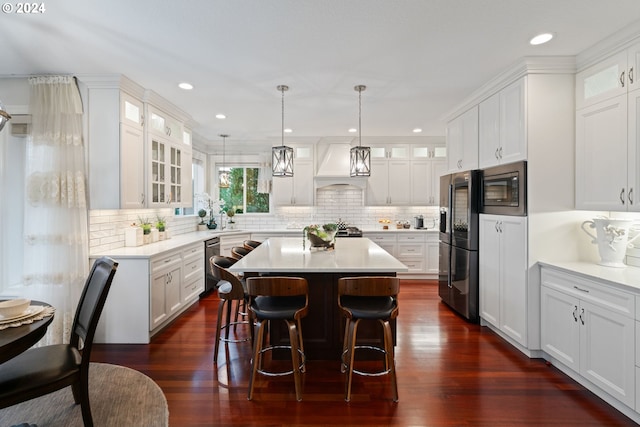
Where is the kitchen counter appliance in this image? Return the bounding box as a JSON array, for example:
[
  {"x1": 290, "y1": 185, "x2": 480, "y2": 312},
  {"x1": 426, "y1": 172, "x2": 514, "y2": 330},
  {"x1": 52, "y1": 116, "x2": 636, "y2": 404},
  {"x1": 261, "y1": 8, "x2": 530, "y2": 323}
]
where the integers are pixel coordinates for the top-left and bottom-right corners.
[
  {"x1": 336, "y1": 226, "x2": 363, "y2": 238},
  {"x1": 439, "y1": 170, "x2": 480, "y2": 322},
  {"x1": 480, "y1": 160, "x2": 527, "y2": 216},
  {"x1": 202, "y1": 236, "x2": 220, "y2": 296}
]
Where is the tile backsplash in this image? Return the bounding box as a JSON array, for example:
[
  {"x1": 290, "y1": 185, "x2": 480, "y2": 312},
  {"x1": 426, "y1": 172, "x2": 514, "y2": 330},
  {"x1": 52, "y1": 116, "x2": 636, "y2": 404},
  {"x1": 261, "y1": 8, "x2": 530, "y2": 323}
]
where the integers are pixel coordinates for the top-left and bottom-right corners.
[{"x1": 89, "y1": 188, "x2": 439, "y2": 253}]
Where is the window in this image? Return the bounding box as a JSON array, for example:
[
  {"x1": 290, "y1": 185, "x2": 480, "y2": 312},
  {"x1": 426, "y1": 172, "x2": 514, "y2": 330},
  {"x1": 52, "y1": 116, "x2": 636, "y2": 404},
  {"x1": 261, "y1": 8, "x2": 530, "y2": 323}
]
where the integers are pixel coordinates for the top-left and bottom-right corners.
[{"x1": 219, "y1": 167, "x2": 269, "y2": 214}]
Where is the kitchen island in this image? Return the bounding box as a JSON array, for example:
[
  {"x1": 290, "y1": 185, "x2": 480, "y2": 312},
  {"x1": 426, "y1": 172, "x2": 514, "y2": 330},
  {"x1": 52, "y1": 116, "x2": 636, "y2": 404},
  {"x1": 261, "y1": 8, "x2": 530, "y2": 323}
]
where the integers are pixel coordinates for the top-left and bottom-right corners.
[{"x1": 229, "y1": 237, "x2": 408, "y2": 359}]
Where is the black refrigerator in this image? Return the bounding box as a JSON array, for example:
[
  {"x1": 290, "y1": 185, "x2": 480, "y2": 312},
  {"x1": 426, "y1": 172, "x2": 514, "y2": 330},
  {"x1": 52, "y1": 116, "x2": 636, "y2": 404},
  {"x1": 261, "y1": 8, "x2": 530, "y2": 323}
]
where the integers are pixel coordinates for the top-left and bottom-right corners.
[{"x1": 438, "y1": 170, "x2": 480, "y2": 323}]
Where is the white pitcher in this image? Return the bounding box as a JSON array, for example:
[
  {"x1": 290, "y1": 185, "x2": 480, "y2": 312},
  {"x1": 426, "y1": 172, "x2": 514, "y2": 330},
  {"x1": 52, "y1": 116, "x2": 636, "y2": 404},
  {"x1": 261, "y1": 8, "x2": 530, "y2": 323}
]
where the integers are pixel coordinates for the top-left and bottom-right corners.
[{"x1": 581, "y1": 217, "x2": 640, "y2": 267}]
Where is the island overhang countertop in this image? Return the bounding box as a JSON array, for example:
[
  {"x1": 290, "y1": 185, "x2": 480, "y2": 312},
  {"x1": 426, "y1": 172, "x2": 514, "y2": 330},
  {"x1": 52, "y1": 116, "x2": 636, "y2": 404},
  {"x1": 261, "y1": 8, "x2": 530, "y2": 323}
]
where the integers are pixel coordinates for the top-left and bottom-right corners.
[{"x1": 228, "y1": 237, "x2": 408, "y2": 274}]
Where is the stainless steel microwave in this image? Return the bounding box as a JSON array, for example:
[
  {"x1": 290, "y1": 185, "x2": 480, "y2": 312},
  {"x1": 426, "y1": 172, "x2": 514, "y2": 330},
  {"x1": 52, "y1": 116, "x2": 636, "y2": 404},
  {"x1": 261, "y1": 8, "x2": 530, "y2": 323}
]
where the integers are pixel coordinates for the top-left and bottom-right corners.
[{"x1": 480, "y1": 161, "x2": 527, "y2": 216}]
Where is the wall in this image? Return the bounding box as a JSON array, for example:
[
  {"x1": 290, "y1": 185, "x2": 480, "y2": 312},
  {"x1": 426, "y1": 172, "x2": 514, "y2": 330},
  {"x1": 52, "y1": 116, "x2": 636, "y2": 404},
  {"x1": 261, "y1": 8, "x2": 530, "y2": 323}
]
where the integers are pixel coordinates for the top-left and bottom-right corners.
[{"x1": 88, "y1": 187, "x2": 440, "y2": 253}]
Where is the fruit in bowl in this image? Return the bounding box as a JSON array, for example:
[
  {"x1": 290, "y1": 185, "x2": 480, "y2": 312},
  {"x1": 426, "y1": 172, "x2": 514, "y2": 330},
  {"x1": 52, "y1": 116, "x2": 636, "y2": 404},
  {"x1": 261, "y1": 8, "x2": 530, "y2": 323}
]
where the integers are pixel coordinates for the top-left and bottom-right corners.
[
  {"x1": 304, "y1": 223, "x2": 338, "y2": 250},
  {"x1": 0, "y1": 298, "x2": 31, "y2": 318}
]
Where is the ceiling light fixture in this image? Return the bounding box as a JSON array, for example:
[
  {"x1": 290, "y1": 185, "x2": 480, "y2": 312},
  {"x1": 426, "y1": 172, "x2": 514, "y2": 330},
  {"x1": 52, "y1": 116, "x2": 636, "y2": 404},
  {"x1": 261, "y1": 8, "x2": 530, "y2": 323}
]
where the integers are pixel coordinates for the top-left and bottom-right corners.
[
  {"x1": 0, "y1": 99, "x2": 11, "y2": 132},
  {"x1": 272, "y1": 85, "x2": 294, "y2": 177},
  {"x1": 215, "y1": 114, "x2": 226, "y2": 119},
  {"x1": 530, "y1": 33, "x2": 553, "y2": 45},
  {"x1": 178, "y1": 82, "x2": 193, "y2": 90},
  {"x1": 413, "y1": 128, "x2": 422, "y2": 133},
  {"x1": 350, "y1": 85, "x2": 370, "y2": 177},
  {"x1": 348, "y1": 128, "x2": 357, "y2": 133},
  {"x1": 218, "y1": 134, "x2": 230, "y2": 189}
]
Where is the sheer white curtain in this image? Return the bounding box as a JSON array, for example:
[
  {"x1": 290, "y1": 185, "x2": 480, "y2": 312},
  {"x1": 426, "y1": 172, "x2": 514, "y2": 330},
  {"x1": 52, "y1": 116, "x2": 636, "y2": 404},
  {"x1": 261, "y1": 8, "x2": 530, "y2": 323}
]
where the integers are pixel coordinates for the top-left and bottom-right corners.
[{"x1": 22, "y1": 75, "x2": 88, "y2": 345}]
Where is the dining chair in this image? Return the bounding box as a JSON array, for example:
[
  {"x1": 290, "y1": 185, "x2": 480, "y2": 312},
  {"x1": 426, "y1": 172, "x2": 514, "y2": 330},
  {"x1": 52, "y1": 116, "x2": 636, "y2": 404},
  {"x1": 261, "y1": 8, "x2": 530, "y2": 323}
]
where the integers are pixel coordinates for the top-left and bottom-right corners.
[{"x1": 0, "y1": 256, "x2": 118, "y2": 427}]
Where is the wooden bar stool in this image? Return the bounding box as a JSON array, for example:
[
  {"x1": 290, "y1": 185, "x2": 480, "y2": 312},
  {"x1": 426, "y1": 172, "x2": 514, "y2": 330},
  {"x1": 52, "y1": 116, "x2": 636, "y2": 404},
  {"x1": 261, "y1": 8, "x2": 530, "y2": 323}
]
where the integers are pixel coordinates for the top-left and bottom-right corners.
[
  {"x1": 210, "y1": 255, "x2": 252, "y2": 363},
  {"x1": 231, "y1": 246, "x2": 251, "y2": 260},
  {"x1": 337, "y1": 276, "x2": 399, "y2": 402},
  {"x1": 246, "y1": 276, "x2": 308, "y2": 401},
  {"x1": 243, "y1": 239, "x2": 262, "y2": 250}
]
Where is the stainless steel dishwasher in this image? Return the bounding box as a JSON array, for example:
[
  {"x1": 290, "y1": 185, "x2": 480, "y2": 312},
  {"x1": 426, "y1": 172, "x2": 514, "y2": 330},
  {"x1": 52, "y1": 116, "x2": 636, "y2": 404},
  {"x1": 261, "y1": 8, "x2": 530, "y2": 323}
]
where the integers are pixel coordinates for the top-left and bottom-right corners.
[{"x1": 202, "y1": 236, "x2": 220, "y2": 296}]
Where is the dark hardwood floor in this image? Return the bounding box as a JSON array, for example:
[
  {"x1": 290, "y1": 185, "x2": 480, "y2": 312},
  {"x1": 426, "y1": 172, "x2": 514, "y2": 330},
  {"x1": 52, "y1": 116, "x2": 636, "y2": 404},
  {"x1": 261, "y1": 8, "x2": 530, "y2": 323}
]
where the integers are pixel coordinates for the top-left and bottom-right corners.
[{"x1": 92, "y1": 280, "x2": 638, "y2": 426}]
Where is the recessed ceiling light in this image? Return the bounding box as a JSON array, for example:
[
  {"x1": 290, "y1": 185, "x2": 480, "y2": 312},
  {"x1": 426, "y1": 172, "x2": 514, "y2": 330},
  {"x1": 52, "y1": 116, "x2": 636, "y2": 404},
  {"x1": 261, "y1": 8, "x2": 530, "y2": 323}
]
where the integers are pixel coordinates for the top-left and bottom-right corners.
[
  {"x1": 530, "y1": 33, "x2": 553, "y2": 46},
  {"x1": 215, "y1": 114, "x2": 226, "y2": 119},
  {"x1": 178, "y1": 82, "x2": 193, "y2": 90},
  {"x1": 413, "y1": 128, "x2": 422, "y2": 133},
  {"x1": 348, "y1": 128, "x2": 357, "y2": 133},
  {"x1": 284, "y1": 128, "x2": 293, "y2": 133}
]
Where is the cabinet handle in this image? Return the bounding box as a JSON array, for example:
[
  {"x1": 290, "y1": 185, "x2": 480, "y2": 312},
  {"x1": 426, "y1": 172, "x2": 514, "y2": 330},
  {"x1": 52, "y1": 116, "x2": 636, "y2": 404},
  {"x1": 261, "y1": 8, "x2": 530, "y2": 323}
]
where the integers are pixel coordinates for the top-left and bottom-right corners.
[
  {"x1": 620, "y1": 188, "x2": 626, "y2": 205},
  {"x1": 629, "y1": 188, "x2": 634, "y2": 205},
  {"x1": 140, "y1": 193, "x2": 145, "y2": 205},
  {"x1": 498, "y1": 221, "x2": 503, "y2": 233},
  {"x1": 572, "y1": 305, "x2": 578, "y2": 322},
  {"x1": 573, "y1": 285, "x2": 589, "y2": 293},
  {"x1": 140, "y1": 115, "x2": 145, "y2": 127},
  {"x1": 620, "y1": 70, "x2": 626, "y2": 88},
  {"x1": 498, "y1": 147, "x2": 503, "y2": 158},
  {"x1": 495, "y1": 221, "x2": 499, "y2": 232},
  {"x1": 495, "y1": 148, "x2": 499, "y2": 159},
  {"x1": 579, "y1": 308, "x2": 585, "y2": 325},
  {"x1": 630, "y1": 67, "x2": 634, "y2": 84}
]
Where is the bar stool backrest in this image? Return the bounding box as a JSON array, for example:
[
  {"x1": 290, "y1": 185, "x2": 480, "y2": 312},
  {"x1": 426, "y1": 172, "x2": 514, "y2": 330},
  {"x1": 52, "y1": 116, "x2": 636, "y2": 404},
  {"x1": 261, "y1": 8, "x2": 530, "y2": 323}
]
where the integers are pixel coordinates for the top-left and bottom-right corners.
[
  {"x1": 243, "y1": 240, "x2": 261, "y2": 250},
  {"x1": 211, "y1": 255, "x2": 245, "y2": 299},
  {"x1": 231, "y1": 246, "x2": 251, "y2": 260},
  {"x1": 246, "y1": 276, "x2": 309, "y2": 318},
  {"x1": 338, "y1": 276, "x2": 400, "y2": 297}
]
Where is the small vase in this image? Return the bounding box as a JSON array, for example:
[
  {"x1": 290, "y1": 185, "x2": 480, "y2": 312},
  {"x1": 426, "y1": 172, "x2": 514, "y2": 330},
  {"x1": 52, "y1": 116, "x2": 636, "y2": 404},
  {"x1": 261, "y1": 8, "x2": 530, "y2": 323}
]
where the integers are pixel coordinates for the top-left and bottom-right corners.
[
  {"x1": 159, "y1": 231, "x2": 166, "y2": 240},
  {"x1": 143, "y1": 234, "x2": 151, "y2": 245}
]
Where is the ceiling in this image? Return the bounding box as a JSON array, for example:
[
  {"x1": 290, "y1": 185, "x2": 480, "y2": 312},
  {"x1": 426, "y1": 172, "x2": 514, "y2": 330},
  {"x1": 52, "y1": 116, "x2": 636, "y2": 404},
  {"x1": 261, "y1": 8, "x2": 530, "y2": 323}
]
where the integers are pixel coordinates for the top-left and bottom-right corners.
[{"x1": 2, "y1": 0, "x2": 640, "y2": 153}]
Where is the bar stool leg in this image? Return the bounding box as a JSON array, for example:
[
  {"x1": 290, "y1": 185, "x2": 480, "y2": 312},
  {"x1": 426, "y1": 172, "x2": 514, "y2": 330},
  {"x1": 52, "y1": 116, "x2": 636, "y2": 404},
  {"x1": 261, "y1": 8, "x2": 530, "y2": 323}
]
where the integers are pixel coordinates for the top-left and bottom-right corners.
[
  {"x1": 345, "y1": 319, "x2": 360, "y2": 402},
  {"x1": 287, "y1": 320, "x2": 303, "y2": 401},
  {"x1": 248, "y1": 319, "x2": 266, "y2": 401},
  {"x1": 382, "y1": 319, "x2": 398, "y2": 402},
  {"x1": 213, "y1": 299, "x2": 226, "y2": 362},
  {"x1": 340, "y1": 318, "x2": 351, "y2": 373},
  {"x1": 296, "y1": 318, "x2": 306, "y2": 373}
]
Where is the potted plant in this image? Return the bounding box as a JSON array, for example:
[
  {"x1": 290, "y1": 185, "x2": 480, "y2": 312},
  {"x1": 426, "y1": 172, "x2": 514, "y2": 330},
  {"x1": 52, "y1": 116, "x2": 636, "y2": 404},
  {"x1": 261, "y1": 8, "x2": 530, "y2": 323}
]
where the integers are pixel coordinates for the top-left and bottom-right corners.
[
  {"x1": 138, "y1": 216, "x2": 152, "y2": 244},
  {"x1": 197, "y1": 209, "x2": 208, "y2": 231},
  {"x1": 226, "y1": 209, "x2": 236, "y2": 229},
  {"x1": 303, "y1": 223, "x2": 338, "y2": 251},
  {"x1": 156, "y1": 216, "x2": 167, "y2": 240}
]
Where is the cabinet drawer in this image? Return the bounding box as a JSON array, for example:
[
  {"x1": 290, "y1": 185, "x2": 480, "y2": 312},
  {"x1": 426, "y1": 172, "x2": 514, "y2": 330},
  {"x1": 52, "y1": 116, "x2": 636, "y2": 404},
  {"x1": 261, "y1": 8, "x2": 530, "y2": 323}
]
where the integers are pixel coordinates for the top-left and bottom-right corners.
[
  {"x1": 397, "y1": 243, "x2": 425, "y2": 257},
  {"x1": 183, "y1": 257, "x2": 203, "y2": 283},
  {"x1": 367, "y1": 233, "x2": 396, "y2": 243},
  {"x1": 541, "y1": 268, "x2": 634, "y2": 318},
  {"x1": 397, "y1": 233, "x2": 426, "y2": 243},
  {"x1": 183, "y1": 277, "x2": 203, "y2": 303},
  {"x1": 397, "y1": 257, "x2": 425, "y2": 273},
  {"x1": 182, "y1": 243, "x2": 203, "y2": 260},
  {"x1": 151, "y1": 252, "x2": 182, "y2": 273}
]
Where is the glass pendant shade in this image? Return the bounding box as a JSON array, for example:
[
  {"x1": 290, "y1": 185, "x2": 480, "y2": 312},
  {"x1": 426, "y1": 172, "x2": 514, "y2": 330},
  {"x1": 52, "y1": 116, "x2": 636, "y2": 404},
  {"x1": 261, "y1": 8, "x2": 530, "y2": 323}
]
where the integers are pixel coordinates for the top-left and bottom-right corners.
[
  {"x1": 218, "y1": 134, "x2": 230, "y2": 188},
  {"x1": 0, "y1": 100, "x2": 11, "y2": 132},
  {"x1": 350, "y1": 145, "x2": 371, "y2": 177},
  {"x1": 272, "y1": 145, "x2": 294, "y2": 177}
]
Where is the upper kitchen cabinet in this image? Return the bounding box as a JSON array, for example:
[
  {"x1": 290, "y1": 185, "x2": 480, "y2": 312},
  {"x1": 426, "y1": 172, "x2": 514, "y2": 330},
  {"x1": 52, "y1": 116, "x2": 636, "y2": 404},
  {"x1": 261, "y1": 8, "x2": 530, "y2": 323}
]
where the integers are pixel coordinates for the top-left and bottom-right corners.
[
  {"x1": 366, "y1": 143, "x2": 412, "y2": 206},
  {"x1": 369, "y1": 143, "x2": 411, "y2": 160},
  {"x1": 148, "y1": 105, "x2": 184, "y2": 144},
  {"x1": 410, "y1": 144, "x2": 447, "y2": 206},
  {"x1": 576, "y1": 42, "x2": 640, "y2": 110},
  {"x1": 272, "y1": 144, "x2": 314, "y2": 206},
  {"x1": 78, "y1": 76, "x2": 147, "y2": 209},
  {"x1": 479, "y1": 78, "x2": 527, "y2": 168},
  {"x1": 576, "y1": 42, "x2": 640, "y2": 211},
  {"x1": 446, "y1": 106, "x2": 478, "y2": 173}
]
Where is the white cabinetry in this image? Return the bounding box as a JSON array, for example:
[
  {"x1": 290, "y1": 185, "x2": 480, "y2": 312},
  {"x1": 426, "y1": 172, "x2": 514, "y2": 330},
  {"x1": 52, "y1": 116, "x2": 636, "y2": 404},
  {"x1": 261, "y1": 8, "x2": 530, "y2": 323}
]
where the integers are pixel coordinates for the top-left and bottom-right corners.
[
  {"x1": 366, "y1": 144, "x2": 411, "y2": 206},
  {"x1": 396, "y1": 233, "x2": 427, "y2": 274},
  {"x1": 576, "y1": 43, "x2": 640, "y2": 211},
  {"x1": 410, "y1": 144, "x2": 447, "y2": 206},
  {"x1": 479, "y1": 78, "x2": 527, "y2": 168},
  {"x1": 79, "y1": 77, "x2": 147, "y2": 209},
  {"x1": 272, "y1": 145, "x2": 314, "y2": 206},
  {"x1": 92, "y1": 241, "x2": 204, "y2": 344},
  {"x1": 366, "y1": 231, "x2": 438, "y2": 276},
  {"x1": 367, "y1": 232, "x2": 398, "y2": 257},
  {"x1": 479, "y1": 214, "x2": 527, "y2": 346},
  {"x1": 446, "y1": 106, "x2": 478, "y2": 173},
  {"x1": 540, "y1": 267, "x2": 635, "y2": 408}
]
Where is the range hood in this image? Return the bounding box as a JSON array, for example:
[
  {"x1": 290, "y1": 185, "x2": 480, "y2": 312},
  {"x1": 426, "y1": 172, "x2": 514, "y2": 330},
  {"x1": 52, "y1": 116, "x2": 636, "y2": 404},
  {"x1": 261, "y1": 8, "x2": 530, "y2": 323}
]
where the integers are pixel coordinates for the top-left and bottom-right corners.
[{"x1": 315, "y1": 143, "x2": 367, "y2": 190}]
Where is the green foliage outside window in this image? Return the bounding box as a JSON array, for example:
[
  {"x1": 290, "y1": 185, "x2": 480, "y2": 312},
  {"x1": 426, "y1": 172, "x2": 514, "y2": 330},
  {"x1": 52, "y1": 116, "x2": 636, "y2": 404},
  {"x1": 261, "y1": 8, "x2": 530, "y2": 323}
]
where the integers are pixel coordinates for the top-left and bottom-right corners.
[{"x1": 219, "y1": 167, "x2": 269, "y2": 214}]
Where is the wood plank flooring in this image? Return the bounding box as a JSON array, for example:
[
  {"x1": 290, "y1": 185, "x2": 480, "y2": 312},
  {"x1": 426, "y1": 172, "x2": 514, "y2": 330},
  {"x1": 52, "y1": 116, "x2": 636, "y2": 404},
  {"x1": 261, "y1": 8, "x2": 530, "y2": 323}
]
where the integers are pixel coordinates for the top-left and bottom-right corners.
[{"x1": 91, "y1": 280, "x2": 638, "y2": 426}]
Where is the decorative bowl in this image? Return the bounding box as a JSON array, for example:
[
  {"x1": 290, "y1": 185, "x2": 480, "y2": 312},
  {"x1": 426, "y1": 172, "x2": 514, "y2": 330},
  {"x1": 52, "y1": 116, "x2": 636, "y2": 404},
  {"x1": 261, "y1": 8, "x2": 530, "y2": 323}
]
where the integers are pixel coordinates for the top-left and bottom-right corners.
[
  {"x1": 0, "y1": 298, "x2": 31, "y2": 318},
  {"x1": 304, "y1": 224, "x2": 338, "y2": 250}
]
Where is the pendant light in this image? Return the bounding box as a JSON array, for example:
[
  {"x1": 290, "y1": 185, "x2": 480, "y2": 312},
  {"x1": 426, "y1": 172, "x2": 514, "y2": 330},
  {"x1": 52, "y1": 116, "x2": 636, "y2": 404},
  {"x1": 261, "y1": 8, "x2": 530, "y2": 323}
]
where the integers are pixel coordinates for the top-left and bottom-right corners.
[
  {"x1": 218, "y1": 134, "x2": 230, "y2": 189},
  {"x1": 350, "y1": 85, "x2": 370, "y2": 177},
  {"x1": 272, "y1": 85, "x2": 294, "y2": 177},
  {"x1": 0, "y1": 99, "x2": 11, "y2": 132}
]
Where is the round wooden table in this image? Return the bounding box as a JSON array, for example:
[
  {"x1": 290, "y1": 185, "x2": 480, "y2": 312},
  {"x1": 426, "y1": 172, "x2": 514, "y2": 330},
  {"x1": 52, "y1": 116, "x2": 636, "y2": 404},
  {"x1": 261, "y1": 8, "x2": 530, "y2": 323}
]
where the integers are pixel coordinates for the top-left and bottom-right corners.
[{"x1": 0, "y1": 301, "x2": 54, "y2": 364}]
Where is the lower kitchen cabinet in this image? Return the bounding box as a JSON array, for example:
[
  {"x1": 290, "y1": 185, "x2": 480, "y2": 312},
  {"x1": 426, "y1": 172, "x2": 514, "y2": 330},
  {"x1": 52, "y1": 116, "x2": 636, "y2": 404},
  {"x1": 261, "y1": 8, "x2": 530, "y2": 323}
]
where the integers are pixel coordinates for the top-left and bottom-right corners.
[
  {"x1": 367, "y1": 231, "x2": 438, "y2": 277},
  {"x1": 479, "y1": 214, "x2": 527, "y2": 346},
  {"x1": 541, "y1": 266, "x2": 635, "y2": 409},
  {"x1": 92, "y1": 241, "x2": 204, "y2": 344}
]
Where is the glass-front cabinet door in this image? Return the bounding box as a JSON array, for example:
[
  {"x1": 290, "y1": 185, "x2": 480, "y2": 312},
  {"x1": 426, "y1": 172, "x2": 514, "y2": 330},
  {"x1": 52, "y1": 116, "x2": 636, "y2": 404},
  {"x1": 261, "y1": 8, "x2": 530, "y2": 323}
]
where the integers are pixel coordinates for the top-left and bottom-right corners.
[
  {"x1": 170, "y1": 146, "x2": 182, "y2": 204},
  {"x1": 151, "y1": 139, "x2": 167, "y2": 205}
]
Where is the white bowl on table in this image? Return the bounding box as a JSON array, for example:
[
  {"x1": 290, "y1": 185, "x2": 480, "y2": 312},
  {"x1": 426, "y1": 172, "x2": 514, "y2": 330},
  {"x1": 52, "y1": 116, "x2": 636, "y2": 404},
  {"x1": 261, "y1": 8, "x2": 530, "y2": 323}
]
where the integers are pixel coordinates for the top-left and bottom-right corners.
[{"x1": 0, "y1": 298, "x2": 31, "y2": 318}]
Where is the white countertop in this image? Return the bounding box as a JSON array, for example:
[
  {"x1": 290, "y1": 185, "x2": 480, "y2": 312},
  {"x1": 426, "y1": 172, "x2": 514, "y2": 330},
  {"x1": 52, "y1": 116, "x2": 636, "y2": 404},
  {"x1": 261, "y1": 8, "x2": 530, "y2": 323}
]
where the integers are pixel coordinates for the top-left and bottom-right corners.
[
  {"x1": 229, "y1": 237, "x2": 408, "y2": 273},
  {"x1": 538, "y1": 260, "x2": 640, "y2": 292},
  {"x1": 89, "y1": 230, "x2": 250, "y2": 259}
]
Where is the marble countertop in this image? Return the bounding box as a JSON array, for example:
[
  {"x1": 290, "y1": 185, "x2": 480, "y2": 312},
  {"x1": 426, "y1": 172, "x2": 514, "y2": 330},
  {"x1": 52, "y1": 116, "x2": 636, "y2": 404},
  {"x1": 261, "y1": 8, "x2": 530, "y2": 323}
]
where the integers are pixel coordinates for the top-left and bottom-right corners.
[
  {"x1": 229, "y1": 237, "x2": 408, "y2": 273},
  {"x1": 538, "y1": 260, "x2": 640, "y2": 292}
]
